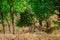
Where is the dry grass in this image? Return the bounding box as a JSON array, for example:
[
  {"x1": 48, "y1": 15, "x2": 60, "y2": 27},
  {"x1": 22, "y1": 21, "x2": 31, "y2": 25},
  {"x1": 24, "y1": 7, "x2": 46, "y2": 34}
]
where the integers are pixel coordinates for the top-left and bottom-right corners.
[{"x1": 0, "y1": 33, "x2": 60, "y2": 40}]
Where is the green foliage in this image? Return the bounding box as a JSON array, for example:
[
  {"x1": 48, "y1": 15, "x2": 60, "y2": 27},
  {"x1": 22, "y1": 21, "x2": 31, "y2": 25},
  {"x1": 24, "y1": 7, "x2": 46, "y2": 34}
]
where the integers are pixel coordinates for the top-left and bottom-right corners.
[
  {"x1": 29, "y1": 0, "x2": 58, "y2": 21},
  {"x1": 0, "y1": 0, "x2": 9, "y2": 23},
  {"x1": 51, "y1": 21, "x2": 60, "y2": 28},
  {"x1": 1, "y1": 0, "x2": 10, "y2": 14},
  {"x1": 13, "y1": 0, "x2": 28, "y2": 13},
  {"x1": 17, "y1": 6, "x2": 35, "y2": 26},
  {"x1": 7, "y1": 0, "x2": 13, "y2": 5}
]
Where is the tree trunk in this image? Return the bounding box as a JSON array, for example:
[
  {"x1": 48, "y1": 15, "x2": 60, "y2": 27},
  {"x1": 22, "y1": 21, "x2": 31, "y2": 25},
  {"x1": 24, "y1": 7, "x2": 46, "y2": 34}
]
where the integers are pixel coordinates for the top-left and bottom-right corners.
[
  {"x1": 12, "y1": 12, "x2": 15, "y2": 34},
  {"x1": 5, "y1": 17, "x2": 11, "y2": 33},
  {"x1": 10, "y1": 5, "x2": 15, "y2": 34},
  {"x1": 1, "y1": 13, "x2": 5, "y2": 34}
]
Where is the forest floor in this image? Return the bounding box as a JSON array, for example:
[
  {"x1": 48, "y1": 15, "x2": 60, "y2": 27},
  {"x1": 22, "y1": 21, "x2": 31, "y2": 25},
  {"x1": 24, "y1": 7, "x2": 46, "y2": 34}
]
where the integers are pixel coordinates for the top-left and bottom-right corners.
[{"x1": 0, "y1": 25, "x2": 60, "y2": 40}]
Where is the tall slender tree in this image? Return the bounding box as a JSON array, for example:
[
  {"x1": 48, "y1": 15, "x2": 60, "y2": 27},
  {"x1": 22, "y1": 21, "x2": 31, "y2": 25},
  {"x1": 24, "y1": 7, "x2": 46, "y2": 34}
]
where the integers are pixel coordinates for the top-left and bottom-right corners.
[
  {"x1": 7, "y1": 0, "x2": 28, "y2": 34},
  {"x1": 0, "y1": 0, "x2": 10, "y2": 34}
]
